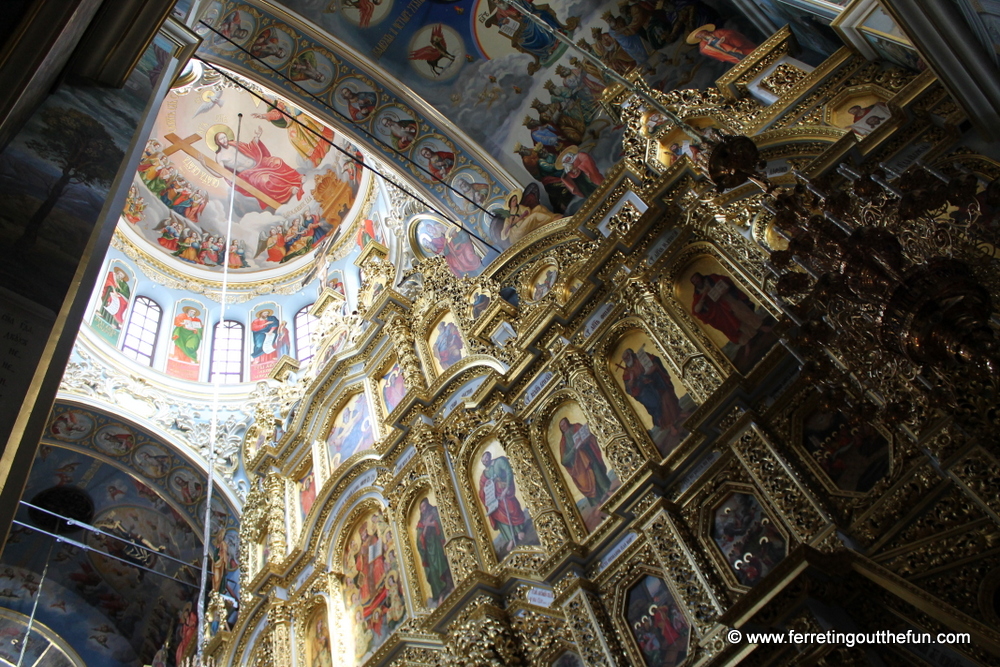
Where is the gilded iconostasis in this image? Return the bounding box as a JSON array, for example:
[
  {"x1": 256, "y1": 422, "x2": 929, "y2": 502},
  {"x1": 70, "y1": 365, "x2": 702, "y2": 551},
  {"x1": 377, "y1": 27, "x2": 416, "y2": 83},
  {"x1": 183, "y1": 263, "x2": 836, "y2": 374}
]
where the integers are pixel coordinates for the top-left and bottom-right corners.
[{"x1": 13, "y1": 0, "x2": 1000, "y2": 665}]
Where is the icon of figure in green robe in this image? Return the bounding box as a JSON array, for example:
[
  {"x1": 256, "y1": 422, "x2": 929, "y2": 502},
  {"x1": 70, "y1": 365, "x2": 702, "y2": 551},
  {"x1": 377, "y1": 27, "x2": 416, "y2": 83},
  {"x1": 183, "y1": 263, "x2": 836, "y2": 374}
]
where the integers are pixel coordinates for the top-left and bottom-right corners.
[{"x1": 415, "y1": 497, "x2": 454, "y2": 607}]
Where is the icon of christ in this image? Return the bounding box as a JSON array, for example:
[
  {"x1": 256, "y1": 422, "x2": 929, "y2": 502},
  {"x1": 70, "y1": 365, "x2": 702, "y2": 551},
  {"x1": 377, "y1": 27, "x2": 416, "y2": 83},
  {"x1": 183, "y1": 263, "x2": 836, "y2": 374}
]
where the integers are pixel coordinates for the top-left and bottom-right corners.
[{"x1": 204, "y1": 124, "x2": 304, "y2": 211}]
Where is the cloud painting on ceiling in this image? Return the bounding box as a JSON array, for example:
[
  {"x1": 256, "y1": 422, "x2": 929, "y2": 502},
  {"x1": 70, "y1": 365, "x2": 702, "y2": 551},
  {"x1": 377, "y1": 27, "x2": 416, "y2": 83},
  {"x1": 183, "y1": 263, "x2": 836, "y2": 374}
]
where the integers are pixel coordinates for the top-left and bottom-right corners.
[
  {"x1": 210, "y1": 0, "x2": 768, "y2": 219},
  {"x1": 123, "y1": 75, "x2": 370, "y2": 277}
]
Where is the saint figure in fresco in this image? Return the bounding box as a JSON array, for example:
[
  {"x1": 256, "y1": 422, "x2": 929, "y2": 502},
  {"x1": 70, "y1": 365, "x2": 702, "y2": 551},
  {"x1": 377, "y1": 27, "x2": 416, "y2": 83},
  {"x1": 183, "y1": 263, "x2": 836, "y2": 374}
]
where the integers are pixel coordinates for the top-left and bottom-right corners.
[
  {"x1": 378, "y1": 114, "x2": 418, "y2": 150},
  {"x1": 418, "y1": 222, "x2": 482, "y2": 277},
  {"x1": 558, "y1": 146, "x2": 604, "y2": 200},
  {"x1": 478, "y1": 450, "x2": 528, "y2": 554},
  {"x1": 171, "y1": 306, "x2": 203, "y2": 362},
  {"x1": 300, "y1": 472, "x2": 316, "y2": 518},
  {"x1": 328, "y1": 400, "x2": 374, "y2": 464},
  {"x1": 484, "y1": 0, "x2": 579, "y2": 73},
  {"x1": 97, "y1": 267, "x2": 131, "y2": 330},
  {"x1": 499, "y1": 183, "x2": 562, "y2": 246},
  {"x1": 204, "y1": 125, "x2": 303, "y2": 211},
  {"x1": 251, "y1": 308, "x2": 281, "y2": 360},
  {"x1": 432, "y1": 320, "x2": 464, "y2": 370},
  {"x1": 382, "y1": 363, "x2": 407, "y2": 413},
  {"x1": 558, "y1": 417, "x2": 613, "y2": 506},
  {"x1": 211, "y1": 529, "x2": 236, "y2": 595},
  {"x1": 352, "y1": 521, "x2": 386, "y2": 603},
  {"x1": 416, "y1": 498, "x2": 454, "y2": 607},
  {"x1": 249, "y1": 27, "x2": 287, "y2": 60},
  {"x1": 340, "y1": 86, "x2": 377, "y2": 121},
  {"x1": 311, "y1": 615, "x2": 333, "y2": 667},
  {"x1": 419, "y1": 146, "x2": 456, "y2": 180},
  {"x1": 686, "y1": 25, "x2": 756, "y2": 64},
  {"x1": 620, "y1": 347, "x2": 686, "y2": 437},
  {"x1": 689, "y1": 272, "x2": 768, "y2": 347}
]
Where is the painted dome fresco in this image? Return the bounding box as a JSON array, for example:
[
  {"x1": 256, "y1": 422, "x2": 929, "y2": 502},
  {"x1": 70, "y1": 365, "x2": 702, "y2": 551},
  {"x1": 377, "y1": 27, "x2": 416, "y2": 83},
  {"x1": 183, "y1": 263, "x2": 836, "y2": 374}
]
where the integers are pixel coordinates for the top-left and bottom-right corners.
[{"x1": 120, "y1": 70, "x2": 371, "y2": 280}]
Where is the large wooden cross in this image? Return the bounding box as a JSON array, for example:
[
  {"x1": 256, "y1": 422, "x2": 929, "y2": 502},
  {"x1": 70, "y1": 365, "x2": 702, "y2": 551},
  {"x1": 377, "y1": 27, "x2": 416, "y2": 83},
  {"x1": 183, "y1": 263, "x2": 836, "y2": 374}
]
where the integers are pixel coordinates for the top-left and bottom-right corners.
[{"x1": 163, "y1": 132, "x2": 282, "y2": 210}]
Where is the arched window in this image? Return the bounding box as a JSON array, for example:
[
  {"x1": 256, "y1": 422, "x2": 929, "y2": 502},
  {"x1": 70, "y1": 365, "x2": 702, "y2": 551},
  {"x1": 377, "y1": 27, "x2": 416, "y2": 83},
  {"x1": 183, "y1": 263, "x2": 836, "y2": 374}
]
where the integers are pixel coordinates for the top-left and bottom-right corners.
[
  {"x1": 210, "y1": 320, "x2": 244, "y2": 384},
  {"x1": 294, "y1": 305, "x2": 319, "y2": 363},
  {"x1": 120, "y1": 296, "x2": 162, "y2": 366}
]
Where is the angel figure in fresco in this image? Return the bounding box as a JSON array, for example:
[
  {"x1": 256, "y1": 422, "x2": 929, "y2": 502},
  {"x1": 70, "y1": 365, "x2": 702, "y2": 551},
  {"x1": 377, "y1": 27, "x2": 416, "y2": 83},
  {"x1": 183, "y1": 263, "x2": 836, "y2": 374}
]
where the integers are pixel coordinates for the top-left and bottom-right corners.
[
  {"x1": 686, "y1": 24, "x2": 757, "y2": 64},
  {"x1": 253, "y1": 98, "x2": 333, "y2": 167},
  {"x1": 343, "y1": 0, "x2": 382, "y2": 28},
  {"x1": 203, "y1": 125, "x2": 303, "y2": 211},
  {"x1": 416, "y1": 498, "x2": 454, "y2": 607},
  {"x1": 558, "y1": 417, "x2": 615, "y2": 507},
  {"x1": 340, "y1": 86, "x2": 377, "y2": 122},
  {"x1": 478, "y1": 451, "x2": 529, "y2": 555},
  {"x1": 171, "y1": 306, "x2": 203, "y2": 362},
  {"x1": 408, "y1": 24, "x2": 457, "y2": 76},
  {"x1": 97, "y1": 266, "x2": 131, "y2": 331},
  {"x1": 689, "y1": 272, "x2": 768, "y2": 347},
  {"x1": 432, "y1": 320, "x2": 464, "y2": 369},
  {"x1": 377, "y1": 113, "x2": 418, "y2": 150}
]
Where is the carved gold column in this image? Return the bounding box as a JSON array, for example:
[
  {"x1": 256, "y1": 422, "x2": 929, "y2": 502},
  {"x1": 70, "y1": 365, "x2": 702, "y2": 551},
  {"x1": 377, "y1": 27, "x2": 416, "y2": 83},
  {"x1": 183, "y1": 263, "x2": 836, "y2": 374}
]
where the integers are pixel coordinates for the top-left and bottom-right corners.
[
  {"x1": 412, "y1": 415, "x2": 479, "y2": 583},
  {"x1": 267, "y1": 596, "x2": 292, "y2": 667},
  {"x1": 641, "y1": 505, "x2": 728, "y2": 661},
  {"x1": 494, "y1": 412, "x2": 572, "y2": 555},
  {"x1": 557, "y1": 576, "x2": 625, "y2": 667},
  {"x1": 621, "y1": 278, "x2": 723, "y2": 399},
  {"x1": 265, "y1": 472, "x2": 287, "y2": 561},
  {"x1": 326, "y1": 572, "x2": 350, "y2": 664},
  {"x1": 386, "y1": 311, "x2": 428, "y2": 392},
  {"x1": 561, "y1": 346, "x2": 646, "y2": 480},
  {"x1": 445, "y1": 594, "x2": 524, "y2": 666}
]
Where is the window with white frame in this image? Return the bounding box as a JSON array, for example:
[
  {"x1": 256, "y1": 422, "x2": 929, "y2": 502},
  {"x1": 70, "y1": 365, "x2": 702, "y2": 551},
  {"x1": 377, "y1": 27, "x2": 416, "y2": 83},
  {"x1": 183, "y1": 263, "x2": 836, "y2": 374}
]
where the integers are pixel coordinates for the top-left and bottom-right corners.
[
  {"x1": 210, "y1": 320, "x2": 244, "y2": 384},
  {"x1": 121, "y1": 296, "x2": 162, "y2": 366}
]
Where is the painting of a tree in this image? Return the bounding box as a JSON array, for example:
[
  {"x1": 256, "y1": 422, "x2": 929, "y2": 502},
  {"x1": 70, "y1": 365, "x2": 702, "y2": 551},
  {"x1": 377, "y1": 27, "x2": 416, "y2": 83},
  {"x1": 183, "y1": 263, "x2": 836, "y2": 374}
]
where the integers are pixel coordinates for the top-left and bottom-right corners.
[{"x1": 19, "y1": 107, "x2": 124, "y2": 246}]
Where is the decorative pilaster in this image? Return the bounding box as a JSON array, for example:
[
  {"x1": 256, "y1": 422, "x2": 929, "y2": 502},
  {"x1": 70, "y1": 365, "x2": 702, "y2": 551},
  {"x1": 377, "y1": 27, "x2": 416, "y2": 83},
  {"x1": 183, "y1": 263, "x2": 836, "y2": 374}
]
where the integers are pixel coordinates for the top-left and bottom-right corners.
[
  {"x1": 265, "y1": 472, "x2": 287, "y2": 560},
  {"x1": 327, "y1": 573, "x2": 350, "y2": 665},
  {"x1": 641, "y1": 505, "x2": 728, "y2": 660},
  {"x1": 386, "y1": 311, "x2": 427, "y2": 392},
  {"x1": 412, "y1": 415, "x2": 479, "y2": 582},
  {"x1": 561, "y1": 346, "x2": 645, "y2": 480},
  {"x1": 494, "y1": 412, "x2": 572, "y2": 555},
  {"x1": 267, "y1": 597, "x2": 292, "y2": 667},
  {"x1": 445, "y1": 594, "x2": 524, "y2": 666},
  {"x1": 557, "y1": 577, "x2": 625, "y2": 667},
  {"x1": 621, "y1": 279, "x2": 723, "y2": 400}
]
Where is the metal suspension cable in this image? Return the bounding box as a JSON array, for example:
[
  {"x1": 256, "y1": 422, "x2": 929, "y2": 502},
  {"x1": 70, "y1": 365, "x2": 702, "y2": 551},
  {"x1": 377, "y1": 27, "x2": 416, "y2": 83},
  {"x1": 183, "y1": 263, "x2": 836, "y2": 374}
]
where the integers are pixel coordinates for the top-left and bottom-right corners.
[
  {"x1": 10, "y1": 520, "x2": 199, "y2": 589},
  {"x1": 18, "y1": 501, "x2": 198, "y2": 571},
  {"x1": 16, "y1": 536, "x2": 54, "y2": 667},
  {"x1": 195, "y1": 58, "x2": 501, "y2": 255},
  {"x1": 195, "y1": 21, "x2": 499, "y2": 220},
  {"x1": 195, "y1": 113, "x2": 243, "y2": 665}
]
